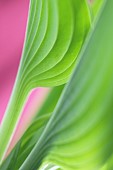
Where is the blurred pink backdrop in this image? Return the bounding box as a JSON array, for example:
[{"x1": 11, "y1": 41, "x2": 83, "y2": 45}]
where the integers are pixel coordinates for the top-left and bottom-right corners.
[
  {"x1": 0, "y1": 0, "x2": 49, "y2": 154},
  {"x1": 0, "y1": 0, "x2": 29, "y2": 122}
]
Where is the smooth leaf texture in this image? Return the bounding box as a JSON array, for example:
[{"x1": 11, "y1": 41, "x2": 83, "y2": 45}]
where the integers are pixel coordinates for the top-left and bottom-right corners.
[
  {"x1": 19, "y1": 0, "x2": 113, "y2": 170},
  {"x1": 0, "y1": 0, "x2": 90, "y2": 163},
  {"x1": 0, "y1": 86, "x2": 64, "y2": 170},
  {"x1": 88, "y1": 0, "x2": 103, "y2": 21},
  {"x1": 90, "y1": 0, "x2": 103, "y2": 16}
]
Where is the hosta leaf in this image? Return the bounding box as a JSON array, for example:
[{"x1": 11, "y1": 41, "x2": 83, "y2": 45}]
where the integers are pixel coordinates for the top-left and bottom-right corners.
[
  {"x1": 14, "y1": 86, "x2": 64, "y2": 169},
  {"x1": 90, "y1": 0, "x2": 103, "y2": 17},
  {"x1": 19, "y1": 0, "x2": 113, "y2": 170},
  {"x1": 0, "y1": 0, "x2": 90, "y2": 163},
  {"x1": 0, "y1": 144, "x2": 21, "y2": 170},
  {"x1": 88, "y1": 0, "x2": 104, "y2": 21},
  {"x1": 0, "y1": 86, "x2": 64, "y2": 170}
]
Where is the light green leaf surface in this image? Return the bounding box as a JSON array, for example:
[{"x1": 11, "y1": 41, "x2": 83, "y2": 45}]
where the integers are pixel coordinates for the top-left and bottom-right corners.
[
  {"x1": 90, "y1": 0, "x2": 103, "y2": 16},
  {"x1": 15, "y1": 86, "x2": 64, "y2": 169},
  {"x1": 0, "y1": 0, "x2": 90, "y2": 163},
  {"x1": 19, "y1": 0, "x2": 113, "y2": 170},
  {"x1": 0, "y1": 86, "x2": 64, "y2": 170},
  {"x1": 87, "y1": 0, "x2": 104, "y2": 22}
]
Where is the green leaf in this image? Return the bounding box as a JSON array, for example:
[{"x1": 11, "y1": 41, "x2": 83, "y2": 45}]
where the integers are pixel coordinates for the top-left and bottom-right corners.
[
  {"x1": 87, "y1": 0, "x2": 104, "y2": 23},
  {"x1": 90, "y1": 0, "x2": 103, "y2": 16},
  {"x1": 0, "y1": 86, "x2": 64, "y2": 170},
  {"x1": 19, "y1": 0, "x2": 113, "y2": 170},
  {"x1": 0, "y1": 0, "x2": 90, "y2": 164},
  {"x1": 37, "y1": 85, "x2": 64, "y2": 117},
  {"x1": 0, "y1": 142, "x2": 21, "y2": 170}
]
